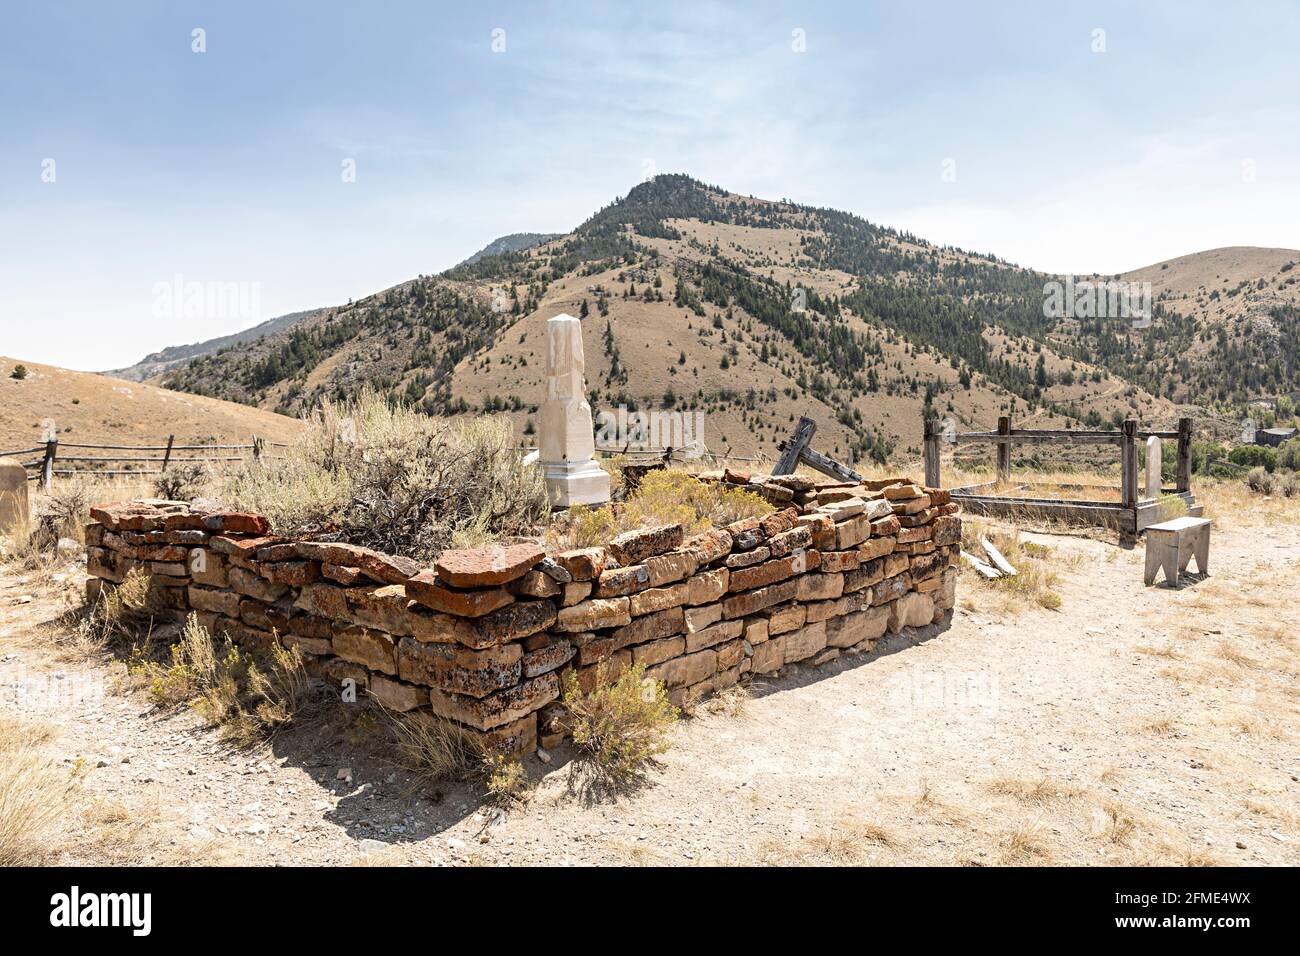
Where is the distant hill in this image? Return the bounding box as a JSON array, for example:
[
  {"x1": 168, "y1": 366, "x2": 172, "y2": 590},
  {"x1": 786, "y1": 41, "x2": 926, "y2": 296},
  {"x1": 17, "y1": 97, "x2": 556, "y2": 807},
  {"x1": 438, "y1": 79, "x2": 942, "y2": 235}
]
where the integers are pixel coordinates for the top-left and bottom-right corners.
[
  {"x1": 456, "y1": 232, "x2": 562, "y2": 267},
  {"x1": 1113, "y1": 247, "x2": 1300, "y2": 404},
  {"x1": 0, "y1": 356, "x2": 304, "y2": 451},
  {"x1": 105, "y1": 309, "x2": 324, "y2": 382},
  {"x1": 156, "y1": 175, "x2": 1294, "y2": 463}
]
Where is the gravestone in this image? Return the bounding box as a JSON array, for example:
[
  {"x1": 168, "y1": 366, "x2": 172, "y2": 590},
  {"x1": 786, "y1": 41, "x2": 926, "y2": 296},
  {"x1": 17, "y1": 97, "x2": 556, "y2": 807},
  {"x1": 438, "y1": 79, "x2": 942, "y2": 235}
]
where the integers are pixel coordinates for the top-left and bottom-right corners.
[
  {"x1": 1146, "y1": 436, "x2": 1162, "y2": 499},
  {"x1": 539, "y1": 313, "x2": 610, "y2": 507},
  {"x1": 0, "y1": 457, "x2": 29, "y2": 535}
]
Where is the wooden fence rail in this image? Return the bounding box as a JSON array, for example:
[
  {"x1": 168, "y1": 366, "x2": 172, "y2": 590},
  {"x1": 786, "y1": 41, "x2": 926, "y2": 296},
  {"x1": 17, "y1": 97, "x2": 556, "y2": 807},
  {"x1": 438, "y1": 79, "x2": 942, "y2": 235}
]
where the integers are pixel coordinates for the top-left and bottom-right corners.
[
  {"x1": 923, "y1": 414, "x2": 1199, "y2": 544},
  {"x1": 1, "y1": 433, "x2": 290, "y2": 492}
]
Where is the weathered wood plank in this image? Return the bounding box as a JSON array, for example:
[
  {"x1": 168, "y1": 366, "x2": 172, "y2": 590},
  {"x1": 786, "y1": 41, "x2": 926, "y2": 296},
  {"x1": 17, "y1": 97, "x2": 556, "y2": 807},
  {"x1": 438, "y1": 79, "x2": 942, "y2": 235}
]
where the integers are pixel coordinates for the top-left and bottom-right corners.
[
  {"x1": 772, "y1": 416, "x2": 816, "y2": 476},
  {"x1": 961, "y1": 550, "x2": 1001, "y2": 579},
  {"x1": 980, "y1": 538, "x2": 1018, "y2": 577}
]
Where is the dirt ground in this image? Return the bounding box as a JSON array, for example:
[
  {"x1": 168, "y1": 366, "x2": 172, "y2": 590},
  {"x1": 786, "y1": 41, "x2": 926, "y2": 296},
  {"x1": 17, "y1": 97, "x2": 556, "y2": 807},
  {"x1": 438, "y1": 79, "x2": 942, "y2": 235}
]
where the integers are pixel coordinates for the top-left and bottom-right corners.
[{"x1": 2, "y1": 506, "x2": 1296, "y2": 867}]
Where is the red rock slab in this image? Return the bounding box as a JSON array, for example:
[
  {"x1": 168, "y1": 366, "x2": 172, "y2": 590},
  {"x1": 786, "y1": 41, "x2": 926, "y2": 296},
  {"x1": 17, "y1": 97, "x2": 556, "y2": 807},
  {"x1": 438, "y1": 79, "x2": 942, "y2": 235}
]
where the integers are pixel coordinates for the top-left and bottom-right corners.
[
  {"x1": 554, "y1": 547, "x2": 607, "y2": 582},
  {"x1": 201, "y1": 512, "x2": 271, "y2": 535},
  {"x1": 405, "y1": 571, "x2": 515, "y2": 618},
  {"x1": 209, "y1": 535, "x2": 285, "y2": 558},
  {"x1": 433, "y1": 542, "x2": 546, "y2": 588}
]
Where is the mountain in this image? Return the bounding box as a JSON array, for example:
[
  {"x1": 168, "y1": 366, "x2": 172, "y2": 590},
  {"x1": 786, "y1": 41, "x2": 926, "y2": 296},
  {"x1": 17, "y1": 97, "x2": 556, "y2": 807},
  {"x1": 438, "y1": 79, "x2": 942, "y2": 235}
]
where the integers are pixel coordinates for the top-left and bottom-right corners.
[
  {"x1": 106, "y1": 309, "x2": 323, "y2": 382},
  {"x1": 156, "y1": 175, "x2": 1295, "y2": 464},
  {"x1": 0, "y1": 356, "x2": 304, "y2": 451},
  {"x1": 1114, "y1": 247, "x2": 1300, "y2": 404},
  {"x1": 457, "y1": 232, "x2": 562, "y2": 268},
  {"x1": 104, "y1": 235, "x2": 560, "y2": 384}
]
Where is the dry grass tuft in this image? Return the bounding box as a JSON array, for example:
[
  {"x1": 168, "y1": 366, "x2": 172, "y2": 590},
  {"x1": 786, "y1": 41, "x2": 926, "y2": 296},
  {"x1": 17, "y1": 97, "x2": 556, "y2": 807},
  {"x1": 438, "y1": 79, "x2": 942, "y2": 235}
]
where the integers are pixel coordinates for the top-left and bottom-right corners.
[
  {"x1": 699, "y1": 683, "x2": 750, "y2": 718},
  {"x1": 134, "y1": 614, "x2": 314, "y2": 745},
  {"x1": 387, "y1": 712, "x2": 529, "y2": 806},
  {"x1": 557, "y1": 469, "x2": 772, "y2": 548},
  {"x1": 986, "y1": 776, "x2": 1083, "y2": 806},
  {"x1": 1100, "y1": 803, "x2": 1138, "y2": 846},
  {"x1": 1135, "y1": 716, "x2": 1182, "y2": 737},
  {"x1": 998, "y1": 819, "x2": 1050, "y2": 864},
  {"x1": 0, "y1": 717, "x2": 79, "y2": 865},
  {"x1": 960, "y1": 519, "x2": 1068, "y2": 612}
]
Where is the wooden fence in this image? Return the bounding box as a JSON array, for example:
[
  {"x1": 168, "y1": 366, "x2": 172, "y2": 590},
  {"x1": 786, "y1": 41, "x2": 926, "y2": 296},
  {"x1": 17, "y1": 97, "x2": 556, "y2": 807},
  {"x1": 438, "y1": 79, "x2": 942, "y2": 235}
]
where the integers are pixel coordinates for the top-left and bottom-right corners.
[
  {"x1": 0, "y1": 435, "x2": 288, "y2": 492},
  {"x1": 922, "y1": 415, "x2": 1199, "y2": 543}
]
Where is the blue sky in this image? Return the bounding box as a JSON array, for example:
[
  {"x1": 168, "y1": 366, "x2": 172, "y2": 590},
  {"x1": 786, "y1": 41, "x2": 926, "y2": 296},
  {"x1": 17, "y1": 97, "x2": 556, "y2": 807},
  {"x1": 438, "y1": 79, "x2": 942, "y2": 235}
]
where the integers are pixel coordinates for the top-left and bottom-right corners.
[{"x1": 3, "y1": 0, "x2": 1298, "y2": 370}]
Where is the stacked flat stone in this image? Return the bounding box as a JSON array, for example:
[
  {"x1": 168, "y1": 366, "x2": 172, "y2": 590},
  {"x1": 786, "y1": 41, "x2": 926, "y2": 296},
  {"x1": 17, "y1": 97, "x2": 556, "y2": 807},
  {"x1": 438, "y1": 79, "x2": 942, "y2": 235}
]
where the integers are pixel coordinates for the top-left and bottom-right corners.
[{"x1": 84, "y1": 482, "x2": 959, "y2": 757}]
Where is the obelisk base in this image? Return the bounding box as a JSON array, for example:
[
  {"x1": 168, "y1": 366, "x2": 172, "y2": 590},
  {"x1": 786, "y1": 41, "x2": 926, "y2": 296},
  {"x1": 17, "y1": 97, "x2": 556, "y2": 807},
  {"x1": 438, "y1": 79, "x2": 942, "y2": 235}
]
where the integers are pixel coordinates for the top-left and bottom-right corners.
[{"x1": 544, "y1": 460, "x2": 611, "y2": 508}]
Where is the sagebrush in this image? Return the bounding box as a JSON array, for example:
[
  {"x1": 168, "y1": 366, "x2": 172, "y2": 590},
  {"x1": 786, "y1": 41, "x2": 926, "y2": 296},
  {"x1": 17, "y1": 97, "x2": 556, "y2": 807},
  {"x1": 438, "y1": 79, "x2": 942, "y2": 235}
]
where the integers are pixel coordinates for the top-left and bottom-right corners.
[
  {"x1": 561, "y1": 663, "x2": 679, "y2": 787},
  {"x1": 154, "y1": 462, "x2": 210, "y2": 501},
  {"x1": 221, "y1": 390, "x2": 549, "y2": 559}
]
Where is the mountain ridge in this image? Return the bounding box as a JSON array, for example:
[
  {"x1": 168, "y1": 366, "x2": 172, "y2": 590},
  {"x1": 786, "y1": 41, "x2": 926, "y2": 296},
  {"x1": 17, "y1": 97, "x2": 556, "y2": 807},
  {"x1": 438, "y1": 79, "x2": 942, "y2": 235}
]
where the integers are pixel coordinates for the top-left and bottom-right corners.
[{"x1": 153, "y1": 175, "x2": 1298, "y2": 462}]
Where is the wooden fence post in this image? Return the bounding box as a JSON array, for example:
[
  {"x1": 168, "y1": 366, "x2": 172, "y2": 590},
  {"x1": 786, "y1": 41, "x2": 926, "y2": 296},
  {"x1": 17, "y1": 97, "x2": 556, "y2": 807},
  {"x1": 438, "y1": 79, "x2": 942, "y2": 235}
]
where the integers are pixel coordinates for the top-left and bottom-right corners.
[
  {"x1": 162, "y1": 434, "x2": 175, "y2": 471},
  {"x1": 923, "y1": 417, "x2": 941, "y2": 488},
  {"x1": 252, "y1": 435, "x2": 263, "y2": 466},
  {"x1": 1176, "y1": 417, "x2": 1193, "y2": 493},
  {"x1": 1120, "y1": 418, "x2": 1138, "y2": 509},
  {"x1": 996, "y1": 415, "x2": 1011, "y2": 484},
  {"x1": 773, "y1": 416, "x2": 816, "y2": 476},
  {"x1": 41, "y1": 439, "x2": 58, "y2": 492}
]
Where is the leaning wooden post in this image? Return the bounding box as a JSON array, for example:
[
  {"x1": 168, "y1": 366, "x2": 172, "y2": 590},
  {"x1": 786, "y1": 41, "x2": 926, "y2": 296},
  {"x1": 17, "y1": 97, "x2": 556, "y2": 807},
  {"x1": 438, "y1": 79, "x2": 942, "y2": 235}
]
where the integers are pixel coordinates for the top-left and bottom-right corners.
[
  {"x1": 161, "y1": 434, "x2": 175, "y2": 471},
  {"x1": 1176, "y1": 417, "x2": 1193, "y2": 493},
  {"x1": 923, "y1": 417, "x2": 941, "y2": 488},
  {"x1": 1120, "y1": 419, "x2": 1138, "y2": 509},
  {"x1": 995, "y1": 415, "x2": 1011, "y2": 485},
  {"x1": 773, "y1": 415, "x2": 816, "y2": 476},
  {"x1": 40, "y1": 438, "x2": 58, "y2": 492}
]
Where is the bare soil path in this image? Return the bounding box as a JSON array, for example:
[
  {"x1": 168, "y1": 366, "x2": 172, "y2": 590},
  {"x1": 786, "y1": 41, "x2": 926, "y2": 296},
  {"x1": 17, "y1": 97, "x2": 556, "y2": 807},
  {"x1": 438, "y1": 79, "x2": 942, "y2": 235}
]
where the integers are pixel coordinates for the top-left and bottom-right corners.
[{"x1": 3, "y1": 520, "x2": 1296, "y2": 866}]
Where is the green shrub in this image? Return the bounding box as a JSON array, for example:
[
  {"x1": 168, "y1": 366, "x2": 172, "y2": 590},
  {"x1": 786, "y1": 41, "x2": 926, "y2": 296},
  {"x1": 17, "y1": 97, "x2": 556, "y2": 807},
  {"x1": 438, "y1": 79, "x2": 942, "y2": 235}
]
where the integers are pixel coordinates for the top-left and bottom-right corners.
[
  {"x1": 9, "y1": 365, "x2": 27, "y2": 380},
  {"x1": 1190, "y1": 440, "x2": 1226, "y2": 474},
  {"x1": 561, "y1": 663, "x2": 679, "y2": 788},
  {"x1": 1279, "y1": 438, "x2": 1300, "y2": 472},
  {"x1": 1228, "y1": 445, "x2": 1278, "y2": 473}
]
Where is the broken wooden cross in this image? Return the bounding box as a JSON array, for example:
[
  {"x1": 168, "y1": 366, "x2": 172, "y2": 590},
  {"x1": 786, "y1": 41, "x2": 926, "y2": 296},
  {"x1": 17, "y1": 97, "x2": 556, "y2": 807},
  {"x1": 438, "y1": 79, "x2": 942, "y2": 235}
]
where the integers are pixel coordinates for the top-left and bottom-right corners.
[{"x1": 772, "y1": 415, "x2": 864, "y2": 483}]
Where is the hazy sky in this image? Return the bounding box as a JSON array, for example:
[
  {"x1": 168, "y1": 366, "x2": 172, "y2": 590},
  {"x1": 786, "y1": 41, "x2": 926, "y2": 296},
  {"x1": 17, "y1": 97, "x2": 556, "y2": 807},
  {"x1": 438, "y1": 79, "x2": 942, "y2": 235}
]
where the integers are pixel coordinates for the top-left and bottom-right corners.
[{"x1": 3, "y1": 1, "x2": 1298, "y2": 371}]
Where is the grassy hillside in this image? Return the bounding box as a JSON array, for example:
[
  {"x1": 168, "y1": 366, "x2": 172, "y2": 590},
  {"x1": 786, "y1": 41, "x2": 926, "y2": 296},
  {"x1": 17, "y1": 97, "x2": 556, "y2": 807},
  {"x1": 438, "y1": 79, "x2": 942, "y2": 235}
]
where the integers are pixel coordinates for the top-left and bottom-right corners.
[
  {"x1": 0, "y1": 356, "x2": 304, "y2": 452},
  {"x1": 158, "y1": 175, "x2": 1288, "y2": 464},
  {"x1": 106, "y1": 309, "x2": 324, "y2": 383}
]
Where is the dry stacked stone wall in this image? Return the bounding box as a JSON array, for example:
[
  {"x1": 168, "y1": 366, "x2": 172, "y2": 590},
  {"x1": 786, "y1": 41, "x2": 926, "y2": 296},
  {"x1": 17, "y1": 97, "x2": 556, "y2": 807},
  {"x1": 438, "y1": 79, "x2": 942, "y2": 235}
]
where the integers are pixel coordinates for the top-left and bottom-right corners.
[{"x1": 85, "y1": 474, "x2": 960, "y2": 756}]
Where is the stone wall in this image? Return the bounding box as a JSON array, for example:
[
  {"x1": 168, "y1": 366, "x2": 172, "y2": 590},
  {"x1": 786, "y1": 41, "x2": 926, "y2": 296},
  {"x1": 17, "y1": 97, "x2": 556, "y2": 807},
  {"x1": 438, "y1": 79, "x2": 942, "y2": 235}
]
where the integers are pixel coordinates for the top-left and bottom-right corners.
[{"x1": 84, "y1": 475, "x2": 960, "y2": 756}]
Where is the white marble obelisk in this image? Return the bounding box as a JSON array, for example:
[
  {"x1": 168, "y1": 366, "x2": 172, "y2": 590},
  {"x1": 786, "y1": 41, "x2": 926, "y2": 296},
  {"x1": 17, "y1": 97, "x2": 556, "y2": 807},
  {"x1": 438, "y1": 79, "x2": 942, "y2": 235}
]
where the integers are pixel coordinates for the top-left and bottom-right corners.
[{"x1": 540, "y1": 313, "x2": 610, "y2": 507}]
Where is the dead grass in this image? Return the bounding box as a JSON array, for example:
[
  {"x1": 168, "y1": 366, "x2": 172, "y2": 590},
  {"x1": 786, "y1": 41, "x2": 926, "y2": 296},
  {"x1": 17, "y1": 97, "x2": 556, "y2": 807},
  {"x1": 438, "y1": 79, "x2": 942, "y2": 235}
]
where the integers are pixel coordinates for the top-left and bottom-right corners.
[
  {"x1": 698, "y1": 683, "x2": 750, "y2": 718},
  {"x1": 986, "y1": 776, "x2": 1083, "y2": 806},
  {"x1": 133, "y1": 614, "x2": 314, "y2": 746},
  {"x1": 997, "y1": 819, "x2": 1051, "y2": 864},
  {"x1": 1198, "y1": 476, "x2": 1300, "y2": 527},
  {"x1": 1135, "y1": 716, "x2": 1182, "y2": 737},
  {"x1": 387, "y1": 711, "x2": 530, "y2": 807},
  {"x1": 959, "y1": 518, "x2": 1071, "y2": 613},
  {"x1": 555, "y1": 468, "x2": 772, "y2": 549},
  {"x1": 0, "y1": 716, "x2": 80, "y2": 865}
]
